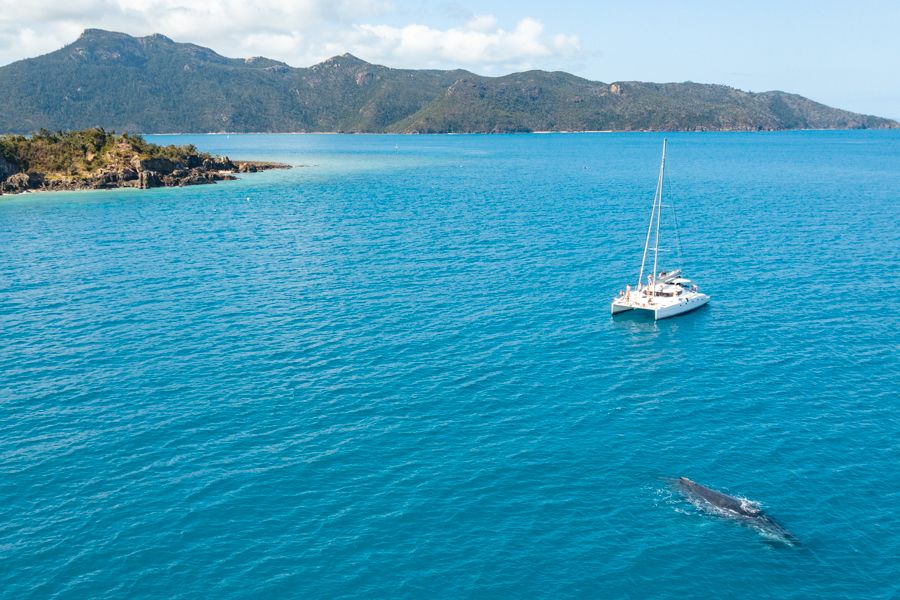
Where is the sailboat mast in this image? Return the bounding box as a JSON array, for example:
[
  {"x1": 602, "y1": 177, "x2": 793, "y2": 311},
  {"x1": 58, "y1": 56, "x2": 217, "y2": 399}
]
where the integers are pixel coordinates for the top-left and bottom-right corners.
[
  {"x1": 637, "y1": 140, "x2": 667, "y2": 291},
  {"x1": 650, "y1": 139, "x2": 667, "y2": 298}
]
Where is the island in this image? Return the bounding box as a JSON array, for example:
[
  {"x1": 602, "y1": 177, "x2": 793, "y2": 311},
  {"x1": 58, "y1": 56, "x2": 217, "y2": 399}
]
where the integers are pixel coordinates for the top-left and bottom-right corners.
[
  {"x1": 0, "y1": 128, "x2": 290, "y2": 195},
  {"x1": 0, "y1": 29, "x2": 895, "y2": 134}
]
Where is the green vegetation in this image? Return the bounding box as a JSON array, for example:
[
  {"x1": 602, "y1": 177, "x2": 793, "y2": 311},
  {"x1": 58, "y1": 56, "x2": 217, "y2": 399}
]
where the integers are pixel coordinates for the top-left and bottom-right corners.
[
  {"x1": 0, "y1": 128, "x2": 293, "y2": 195},
  {"x1": 0, "y1": 128, "x2": 211, "y2": 179},
  {"x1": 0, "y1": 29, "x2": 896, "y2": 134}
]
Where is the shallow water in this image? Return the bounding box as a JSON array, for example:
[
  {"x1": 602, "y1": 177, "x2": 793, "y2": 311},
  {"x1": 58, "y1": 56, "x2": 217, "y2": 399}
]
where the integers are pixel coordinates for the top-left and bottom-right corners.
[{"x1": 1, "y1": 131, "x2": 899, "y2": 598}]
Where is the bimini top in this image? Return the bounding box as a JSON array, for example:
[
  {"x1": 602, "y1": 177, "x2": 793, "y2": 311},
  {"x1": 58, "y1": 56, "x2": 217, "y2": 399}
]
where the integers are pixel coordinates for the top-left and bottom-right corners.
[{"x1": 646, "y1": 283, "x2": 684, "y2": 295}]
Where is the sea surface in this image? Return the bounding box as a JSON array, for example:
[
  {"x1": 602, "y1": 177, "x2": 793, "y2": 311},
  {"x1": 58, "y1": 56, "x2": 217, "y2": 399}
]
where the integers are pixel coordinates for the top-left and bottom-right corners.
[{"x1": 1, "y1": 131, "x2": 898, "y2": 599}]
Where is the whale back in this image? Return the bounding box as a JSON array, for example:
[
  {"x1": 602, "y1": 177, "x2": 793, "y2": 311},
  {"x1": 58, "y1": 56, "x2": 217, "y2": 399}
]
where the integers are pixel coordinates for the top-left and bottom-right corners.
[
  {"x1": 674, "y1": 477, "x2": 797, "y2": 545},
  {"x1": 678, "y1": 478, "x2": 759, "y2": 516}
]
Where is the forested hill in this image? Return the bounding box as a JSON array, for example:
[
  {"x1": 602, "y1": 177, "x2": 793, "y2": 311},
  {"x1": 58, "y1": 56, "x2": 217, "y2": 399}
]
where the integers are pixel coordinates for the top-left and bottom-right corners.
[{"x1": 0, "y1": 29, "x2": 895, "y2": 134}]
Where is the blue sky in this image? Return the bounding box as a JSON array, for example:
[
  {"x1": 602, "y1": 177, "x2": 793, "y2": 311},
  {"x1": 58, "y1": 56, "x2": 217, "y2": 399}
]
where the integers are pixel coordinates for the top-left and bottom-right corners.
[{"x1": 0, "y1": 0, "x2": 897, "y2": 116}]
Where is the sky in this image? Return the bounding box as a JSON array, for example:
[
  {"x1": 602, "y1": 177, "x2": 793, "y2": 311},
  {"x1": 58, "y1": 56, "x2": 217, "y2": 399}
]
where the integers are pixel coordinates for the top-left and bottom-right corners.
[{"x1": 0, "y1": 0, "x2": 897, "y2": 117}]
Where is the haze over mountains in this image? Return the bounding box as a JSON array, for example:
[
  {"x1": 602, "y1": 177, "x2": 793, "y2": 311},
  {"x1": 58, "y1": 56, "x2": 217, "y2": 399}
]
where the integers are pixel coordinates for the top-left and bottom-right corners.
[{"x1": 0, "y1": 29, "x2": 895, "y2": 134}]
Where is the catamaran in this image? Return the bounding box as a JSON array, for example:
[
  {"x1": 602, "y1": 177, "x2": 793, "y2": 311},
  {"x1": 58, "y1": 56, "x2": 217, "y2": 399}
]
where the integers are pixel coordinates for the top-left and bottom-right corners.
[{"x1": 611, "y1": 139, "x2": 709, "y2": 320}]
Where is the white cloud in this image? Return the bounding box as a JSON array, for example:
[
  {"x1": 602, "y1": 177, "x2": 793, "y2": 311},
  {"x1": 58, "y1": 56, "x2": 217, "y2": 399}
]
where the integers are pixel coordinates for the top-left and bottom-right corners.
[
  {"x1": 0, "y1": 0, "x2": 580, "y2": 73},
  {"x1": 465, "y1": 15, "x2": 498, "y2": 33},
  {"x1": 348, "y1": 17, "x2": 579, "y2": 70}
]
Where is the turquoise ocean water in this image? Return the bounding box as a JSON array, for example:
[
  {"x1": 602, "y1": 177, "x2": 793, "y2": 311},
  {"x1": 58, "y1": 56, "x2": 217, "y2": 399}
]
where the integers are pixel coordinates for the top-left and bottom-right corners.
[{"x1": 1, "y1": 131, "x2": 898, "y2": 598}]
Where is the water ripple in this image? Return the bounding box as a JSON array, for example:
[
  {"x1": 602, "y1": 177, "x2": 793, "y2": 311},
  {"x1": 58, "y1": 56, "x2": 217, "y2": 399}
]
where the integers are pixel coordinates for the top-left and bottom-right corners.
[{"x1": 1, "y1": 131, "x2": 899, "y2": 599}]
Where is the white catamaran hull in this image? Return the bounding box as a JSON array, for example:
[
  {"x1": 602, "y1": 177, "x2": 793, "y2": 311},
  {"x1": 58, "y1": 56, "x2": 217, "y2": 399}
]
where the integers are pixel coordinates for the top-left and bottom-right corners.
[
  {"x1": 610, "y1": 292, "x2": 709, "y2": 320},
  {"x1": 651, "y1": 293, "x2": 709, "y2": 319},
  {"x1": 610, "y1": 302, "x2": 634, "y2": 315}
]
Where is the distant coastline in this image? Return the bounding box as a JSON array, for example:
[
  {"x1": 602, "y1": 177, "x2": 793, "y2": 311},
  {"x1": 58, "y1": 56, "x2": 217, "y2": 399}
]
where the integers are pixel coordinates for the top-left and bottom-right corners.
[
  {"x1": 141, "y1": 128, "x2": 896, "y2": 136},
  {"x1": 1, "y1": 29, "x2": 895, "y2": 136}
]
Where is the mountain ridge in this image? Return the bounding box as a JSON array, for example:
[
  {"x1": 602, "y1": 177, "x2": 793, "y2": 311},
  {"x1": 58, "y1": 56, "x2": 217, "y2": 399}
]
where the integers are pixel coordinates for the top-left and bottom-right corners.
[{"x1": 0, "y1": 29, "x2": 895, "y2": 134}]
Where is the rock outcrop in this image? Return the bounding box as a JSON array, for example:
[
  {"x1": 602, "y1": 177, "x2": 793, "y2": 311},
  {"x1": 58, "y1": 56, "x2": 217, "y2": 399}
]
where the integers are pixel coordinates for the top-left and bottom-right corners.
[
  {"x1": 0, "y1": 156, "x2": 18, "y2": 182},
  {"x1": 0, "y1": 129, "x2": 290, "y2": 196},
  {"x1": 1, "y1": 172, "x2": 44, "y2": 193}
]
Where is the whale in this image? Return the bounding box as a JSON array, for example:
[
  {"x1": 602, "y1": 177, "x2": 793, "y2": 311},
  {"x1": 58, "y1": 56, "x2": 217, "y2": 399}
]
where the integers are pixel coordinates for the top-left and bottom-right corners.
[{"x1": 675, "y1": 477, "x2": 798, "y2": 545}]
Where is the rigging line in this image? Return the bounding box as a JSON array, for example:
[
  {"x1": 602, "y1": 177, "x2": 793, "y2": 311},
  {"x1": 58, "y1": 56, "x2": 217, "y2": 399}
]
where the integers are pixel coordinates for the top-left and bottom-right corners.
[{"x1": 664, "y1": 169, "x2": 684, "y2": 266}]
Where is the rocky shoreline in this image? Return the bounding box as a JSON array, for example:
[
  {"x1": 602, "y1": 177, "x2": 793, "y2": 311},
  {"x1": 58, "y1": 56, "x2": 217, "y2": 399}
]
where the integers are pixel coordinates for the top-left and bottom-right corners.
[
  {"x1": 0, "y1": 129, "x2": 291, "y2": 196},
  {"x1": 0, "y1": 155, "x2": 290, "y2": 195}
]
